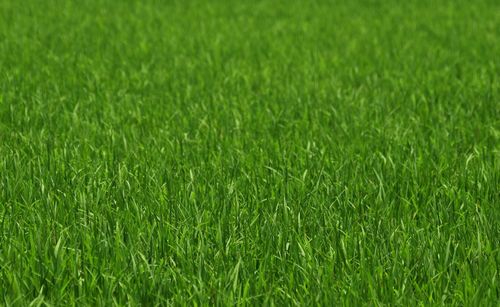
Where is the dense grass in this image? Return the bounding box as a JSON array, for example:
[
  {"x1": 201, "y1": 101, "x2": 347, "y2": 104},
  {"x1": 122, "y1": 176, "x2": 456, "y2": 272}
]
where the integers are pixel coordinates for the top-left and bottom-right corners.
[{"x1": 0, "y1": 0, "x2": 499, "y2": 305}]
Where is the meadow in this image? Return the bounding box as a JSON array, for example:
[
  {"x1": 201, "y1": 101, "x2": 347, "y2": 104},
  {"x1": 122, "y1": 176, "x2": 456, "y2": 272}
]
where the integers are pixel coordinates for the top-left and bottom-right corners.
[{"x1": 0, "y1": 0, "x2": 499, "y2": 305}]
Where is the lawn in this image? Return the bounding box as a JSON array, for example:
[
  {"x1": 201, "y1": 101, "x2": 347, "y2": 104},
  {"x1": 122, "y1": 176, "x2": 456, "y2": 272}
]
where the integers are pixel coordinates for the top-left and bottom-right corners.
[{"x1": 0, "y1": 0, "x2": 499, "y2": 305}]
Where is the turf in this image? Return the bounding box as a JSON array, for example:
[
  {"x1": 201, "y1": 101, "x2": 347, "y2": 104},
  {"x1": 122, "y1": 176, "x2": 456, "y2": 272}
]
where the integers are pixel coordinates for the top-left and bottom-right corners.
[{"x1": 0, "y1": 0, "x2": 499, "y2": 305}]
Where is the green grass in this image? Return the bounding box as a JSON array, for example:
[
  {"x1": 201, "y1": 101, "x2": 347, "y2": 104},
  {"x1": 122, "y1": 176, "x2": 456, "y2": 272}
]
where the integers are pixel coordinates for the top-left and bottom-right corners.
[{"x1": 0, "y1": 0, "x2": 499, "y2": 305}]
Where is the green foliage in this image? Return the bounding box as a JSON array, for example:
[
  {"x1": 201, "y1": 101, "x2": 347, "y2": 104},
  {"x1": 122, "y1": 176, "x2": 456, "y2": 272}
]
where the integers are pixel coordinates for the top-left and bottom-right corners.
[{"x1": 0, "y1": 0, "x2": 499, "y2": 305}]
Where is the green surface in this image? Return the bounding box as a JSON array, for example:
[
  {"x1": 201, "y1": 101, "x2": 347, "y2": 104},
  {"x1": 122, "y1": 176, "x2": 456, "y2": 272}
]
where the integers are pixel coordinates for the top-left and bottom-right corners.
[{"x1": 1, "y1": 0, "x2": 499, "y2": 305}]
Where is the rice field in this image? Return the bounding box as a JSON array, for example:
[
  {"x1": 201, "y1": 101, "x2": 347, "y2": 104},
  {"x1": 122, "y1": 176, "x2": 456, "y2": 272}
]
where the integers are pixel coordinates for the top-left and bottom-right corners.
[{"x1": 0, "y1": 0, "x2": 499, "y2": 305}]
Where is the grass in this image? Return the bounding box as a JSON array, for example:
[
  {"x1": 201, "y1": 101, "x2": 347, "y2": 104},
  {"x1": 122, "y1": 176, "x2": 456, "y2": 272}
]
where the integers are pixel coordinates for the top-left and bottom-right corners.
[{"x1": 0, "y1": 0, "x2": 499, "y2": 305}]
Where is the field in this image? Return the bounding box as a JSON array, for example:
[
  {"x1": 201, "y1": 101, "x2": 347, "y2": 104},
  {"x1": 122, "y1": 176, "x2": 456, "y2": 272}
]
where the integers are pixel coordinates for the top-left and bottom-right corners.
[{"x1": 0, "y1": 0, "x2": 499, "y2": 305}]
